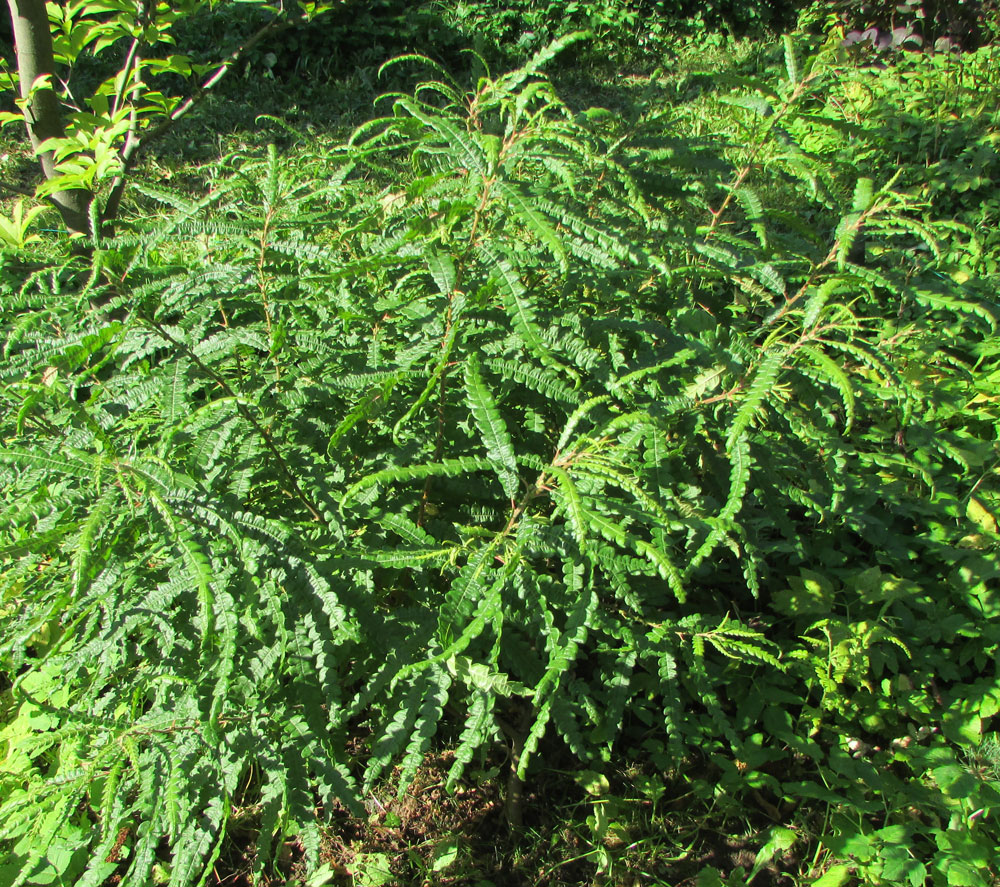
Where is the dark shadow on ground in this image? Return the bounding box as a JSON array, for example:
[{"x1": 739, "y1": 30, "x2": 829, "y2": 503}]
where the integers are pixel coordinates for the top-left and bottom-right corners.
[
  {"x1": 148, "y1": 1, "x2": 797, "y2": 168},
  {"x1": 151, "y1": 0, "x2": 487, "y2": 167}
]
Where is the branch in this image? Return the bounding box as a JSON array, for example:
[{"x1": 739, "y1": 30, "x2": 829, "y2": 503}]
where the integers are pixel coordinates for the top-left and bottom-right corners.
[
  {"x1": 102, "y1": 3, "x2": 153, "y2": 224},
  {"x1": 101, "y1": 11, "x2": 293, "y2": 223},
  {"x1": 144, "y1": 316, "x2": 326, "y2": 524},
  {"x1": 111, "y1": 0, "x2": 155, "y2": 119},
  {"x1": 111, "y1": 35, "x2": 142, "y2": 119}
]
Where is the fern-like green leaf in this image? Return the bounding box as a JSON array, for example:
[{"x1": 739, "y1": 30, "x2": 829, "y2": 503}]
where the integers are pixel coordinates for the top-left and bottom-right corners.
[
  {"x1": 464, "y1": 354, "x2": 520, "y2": 500},
  {"x1": 397, "y1": 667, "x2": 452, "y2": 795},
  {"x1": 494, "y1": 181, "x2": 569, "y2": 272},
  {"x1": 484, "y1": 248, "x2": 577, "y2": 382},
  {"x1": 796, "y1": 344, "x2": 855, "y2": 432},
  {"x1": 783, "y1": 34, "x2": 800, "y2": 86},
  {"x1": 726, "y1": 350, "x2": 783, "y2": 451},
  {"x1": 446, "y1": 691, "x2": 496, "y2": 790},
  {"x1": 341, "y1": 456, "x2": 494, "y2": 508},
  {"x1": 548, "y1": 465, "x2": 589, "y2": 554},
  {"x1": 396, "y1": 98, "x2": 487, "y2": 175},
  {"x1": 147, "y1": 489, "x2": 215, "y2": 648}
]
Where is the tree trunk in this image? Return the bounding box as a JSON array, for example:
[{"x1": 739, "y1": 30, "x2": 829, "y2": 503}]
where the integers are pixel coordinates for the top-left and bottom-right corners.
[{"x1": 7, "y1": 0, "x2": 93, "y2": 235}]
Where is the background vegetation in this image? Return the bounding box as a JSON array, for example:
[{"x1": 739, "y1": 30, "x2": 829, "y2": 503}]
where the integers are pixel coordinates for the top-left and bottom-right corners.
[{"x1": 1, "y1": 1, "x2": 999, "y2": 885}]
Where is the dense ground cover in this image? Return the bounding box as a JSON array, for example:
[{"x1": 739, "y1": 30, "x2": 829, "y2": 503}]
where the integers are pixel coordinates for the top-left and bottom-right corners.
[{"x1": 2, "y1": 3, "x2": 999, "y2": 885}]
